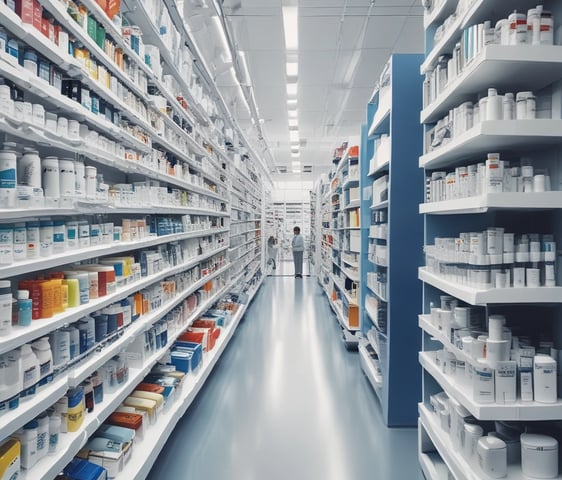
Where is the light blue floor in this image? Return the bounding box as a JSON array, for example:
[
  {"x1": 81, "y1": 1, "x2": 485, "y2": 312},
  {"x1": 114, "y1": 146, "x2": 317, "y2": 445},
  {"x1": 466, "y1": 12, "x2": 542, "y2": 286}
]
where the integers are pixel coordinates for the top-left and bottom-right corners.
[{"x1": 147, "y1": 276, "x2": 423, "y2": 480}]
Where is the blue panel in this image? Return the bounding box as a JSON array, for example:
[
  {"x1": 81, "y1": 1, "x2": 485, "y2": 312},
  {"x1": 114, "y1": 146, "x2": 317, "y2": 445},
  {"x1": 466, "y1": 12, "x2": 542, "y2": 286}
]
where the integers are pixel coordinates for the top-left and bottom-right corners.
[{"x1": 360, "y1": 54, "x2": 425, "y2": 427}]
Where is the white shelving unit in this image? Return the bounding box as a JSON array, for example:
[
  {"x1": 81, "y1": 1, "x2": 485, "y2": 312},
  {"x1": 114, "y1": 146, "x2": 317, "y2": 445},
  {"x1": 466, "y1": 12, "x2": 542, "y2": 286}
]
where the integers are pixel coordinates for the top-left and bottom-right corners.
[
  {"x1": 419, "y1": 1, "x2": 562, "y2": 478},
  {"x1": 0, "y1": 0, "x2": 267, "y2": 477}
]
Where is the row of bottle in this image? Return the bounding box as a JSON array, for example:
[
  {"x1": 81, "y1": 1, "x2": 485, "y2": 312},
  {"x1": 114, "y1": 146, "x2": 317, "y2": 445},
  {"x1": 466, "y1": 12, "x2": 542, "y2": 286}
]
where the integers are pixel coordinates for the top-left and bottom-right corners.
[
  {"x1": 426, "y1": 153, "x2": 552, "y2": 202},
  {"x1": 428, "y1": 88, "x2": 549, "y2": 153},
  {"x1": 425, "y1": 229, "x2": 557, "y2": 288},
  {"x1": 425, "y1": 5, "x2": 557, "y2": 107}
]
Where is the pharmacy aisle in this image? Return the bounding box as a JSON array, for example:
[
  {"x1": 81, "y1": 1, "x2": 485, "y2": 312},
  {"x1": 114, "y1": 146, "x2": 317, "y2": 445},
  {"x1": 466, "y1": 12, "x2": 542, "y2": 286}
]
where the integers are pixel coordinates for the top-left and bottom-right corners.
[{"x1": 146, "y1": 276, "x2": 422, "y2": 479}]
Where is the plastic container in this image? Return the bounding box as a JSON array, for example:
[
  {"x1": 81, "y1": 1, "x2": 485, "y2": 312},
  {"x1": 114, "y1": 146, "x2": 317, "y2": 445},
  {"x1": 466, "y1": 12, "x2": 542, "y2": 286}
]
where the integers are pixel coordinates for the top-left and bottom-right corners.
[
  {"x1": 19, "y1": 150, "x2": 41, "y2": 188},
  {"x1": 49, "y1": 329, "x2": 70, "y2": 368},
  {"x1": 53, "y1": 220, "x2": 66, "y2": 254},
  {"x1": 13, "y1": 223, "x2": 26, "y2": 261},
  {"x1": 26, "y1": 221, "x2": 39, "y2": 259},
  {"x1": 477, "y1": 436, "x2": 507, "y2": 478},
  {"x1": 31, "y1": 337, "x2": 53, "y2": 386},
  {"x1": 0, "y1": 281, "x2": 12, "y2": 336},
  {"x1": 74, "y1": 160, "x2": 85, "y2": 197},
  {"x1": 0, "y1": 150, "x2": 17, "y2": 208},
  {"x1": 19, "y1": 344, "x2": 39, "y2": 398},
  {"x1": 15, "y1": 421, "x2": 38, "y2": 469},
  {"x1": 36, "y1": 414, "x2": 49, "y2": 461},
  {"x1": 41, "y1": 157, "x2": 60, "y2": 199},
  {"x1": 58, "y1": 158, "x2": 75, "y2": 197},
  {"x1": 48, "y1": 414, "x2": 61, "y2": 454},
  {"x1": 521, "y1": 433, "x2": 558, "y2": 478},
  {"x1": 39, "y1": 220, "x2": 54, "y2": 257},
  {"x1": 17, "y1": 290, "x2": 32, "y2": 327}
]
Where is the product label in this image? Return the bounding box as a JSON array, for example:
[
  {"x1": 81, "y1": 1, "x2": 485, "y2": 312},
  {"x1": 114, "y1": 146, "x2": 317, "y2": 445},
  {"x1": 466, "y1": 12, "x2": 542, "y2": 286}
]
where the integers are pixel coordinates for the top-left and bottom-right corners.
[
  {"x1": 49, "y1": 432, "x2": 59, "y2": 450},
  {"x1": 23, "y1": 366, "x2": 37, "y2": 387},
  {"x1": 37, "y1": 431, "x2": 48, "y2": 452},
  {"x1": 39, "y1": 360, "x2": 51, "y2": 379},
  {"x1": 0, "y1": 168, "x2": 16, "y2": 189}
]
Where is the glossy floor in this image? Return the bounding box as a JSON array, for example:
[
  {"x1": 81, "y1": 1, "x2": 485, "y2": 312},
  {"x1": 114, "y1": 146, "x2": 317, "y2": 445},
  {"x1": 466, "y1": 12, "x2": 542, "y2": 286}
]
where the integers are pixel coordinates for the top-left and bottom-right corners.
[{"x1": 147, "y1": 276, "x2": 423, "y2": 480}]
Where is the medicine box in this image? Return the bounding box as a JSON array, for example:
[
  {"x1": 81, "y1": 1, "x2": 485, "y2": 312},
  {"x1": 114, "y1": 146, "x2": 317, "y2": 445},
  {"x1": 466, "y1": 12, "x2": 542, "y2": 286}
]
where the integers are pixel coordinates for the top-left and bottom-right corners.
[
  {"x1": 64, "y1": 458, "x2": 107, "y2": 480},
  {"x1": 0, "y1": 438, "x2": 19, "y2": 480}
]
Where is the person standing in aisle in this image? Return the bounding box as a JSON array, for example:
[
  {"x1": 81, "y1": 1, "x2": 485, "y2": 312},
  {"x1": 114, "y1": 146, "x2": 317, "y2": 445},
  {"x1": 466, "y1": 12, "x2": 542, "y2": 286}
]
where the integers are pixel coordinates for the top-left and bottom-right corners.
[
  {"x1": 292, "y1": 226, "x2": 304, "y2": 278},
  {"x1": 267, "y1": 235, "x2": 277, "y2": 270}
]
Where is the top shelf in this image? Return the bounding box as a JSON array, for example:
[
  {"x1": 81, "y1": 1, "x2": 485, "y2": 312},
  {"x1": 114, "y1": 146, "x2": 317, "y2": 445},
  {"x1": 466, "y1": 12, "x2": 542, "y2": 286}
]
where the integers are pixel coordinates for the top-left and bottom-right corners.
[
  {"x1": 368, "y1": 89, "x2": 391, "y2": 138},
  {"x1": 421, "y1": 0, "x2": 539, "y2": 73},
  {"x1": 421, "y1": 45, "x2": 562, "y2": 124},
  {"x1": 423, "y1": 0, "x2": 457, "y2": 29}
]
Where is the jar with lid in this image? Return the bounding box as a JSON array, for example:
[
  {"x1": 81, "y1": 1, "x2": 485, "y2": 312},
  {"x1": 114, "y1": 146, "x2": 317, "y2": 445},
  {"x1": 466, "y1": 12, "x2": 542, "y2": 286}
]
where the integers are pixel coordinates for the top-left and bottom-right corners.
[
  {"x1": 19, "y1": 149, "x2": 41, "y2": 188},
  {"x1": 41, "y1": 156, "x2": 60, "y2": 199}
]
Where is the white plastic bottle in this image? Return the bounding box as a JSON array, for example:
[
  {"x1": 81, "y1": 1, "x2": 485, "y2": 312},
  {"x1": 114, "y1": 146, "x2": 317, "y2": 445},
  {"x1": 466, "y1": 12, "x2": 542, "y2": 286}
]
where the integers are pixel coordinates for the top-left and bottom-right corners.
[
  {"x1": 48, "y1": 414, "x2": 61, "y2": 454},
  {"x1": 31, "y1": 337, "x2": 53, "y2": 389},
  {"x1": 0, "y1": 281, "x2": 12, "y2": 336},
  {"x1": 36, "y1": 413, "x2": 49, "y2": 461},
  {"x1": 19, "y1": 344, "x2": 39, "y2": 398},
  {"x1": 18, "y1": 149, "x2": 41, "y2": 188},
  {"x1": 15, "y1": 422, "x2": 38, "y2": 469}
]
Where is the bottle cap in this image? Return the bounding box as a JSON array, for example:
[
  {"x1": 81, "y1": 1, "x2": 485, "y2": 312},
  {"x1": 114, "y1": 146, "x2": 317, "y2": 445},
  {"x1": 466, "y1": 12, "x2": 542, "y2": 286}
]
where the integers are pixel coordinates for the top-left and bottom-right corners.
[{"x1": 17, "y1": 290, "x2": 29, "y2": 300}]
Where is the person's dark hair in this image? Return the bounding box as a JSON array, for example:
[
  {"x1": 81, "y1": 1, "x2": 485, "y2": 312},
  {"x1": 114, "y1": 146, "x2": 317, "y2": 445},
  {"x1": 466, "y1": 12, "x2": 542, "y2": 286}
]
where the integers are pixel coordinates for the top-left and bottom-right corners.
[{"x1": 293, "y1": 226, "x2": 300, "y2": 234}]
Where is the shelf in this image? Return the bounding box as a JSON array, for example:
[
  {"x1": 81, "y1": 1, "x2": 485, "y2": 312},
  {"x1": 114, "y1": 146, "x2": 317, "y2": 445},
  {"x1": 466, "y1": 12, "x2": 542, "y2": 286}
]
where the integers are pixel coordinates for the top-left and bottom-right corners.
[
  {"x1": 328, "y1": 295, "x2": 359, "y2": 332},
  {"x1": 11, "y1": 277, "x2": 237, "y2": 480},
  {"x1": 420, "y1": 120, "x2": 562, "y2": 169},
  {"x1": 419, "y1": 267, "x2": 562, "y2": 305},
  {"x1": 0, "y1": 228, "x2": 228, "y2": 279},
  {"x1": 341, "y1": 266, "x2": 360, "y2": 282},
  {"x1": 420, "y1": 192, "x2": 562, "y2": 215},
  {"x1": 421, "y1": 45, "x2": 562, "y2": 124},
  {"x1": 370, "y1": 200, "x2": 389, "y2": 211},
  {"x1": 368, "y1": 158, "x2": 389, "y2": 177},
  {"x1": 419, "y1": 451, "x2": 450, "y2": 480},
  {"x1": 342, "y1": 178, "x2": 360, "y2": 189},
  {"x1": 344, "y1": 200, "x2": 361, "y2": 210},
  {"x1": 359, "y1": 341, "x2": 383, "y2": 402},
  {"x1": 423, "y1": 0, "x2": 457, "y2": 28},
  {"x1": 332, "y1": 275, "x2": 358, "y2": 306},
  {"x1": 421, "y1": 351, "x2": 562, "y2": 421},
  {"x1": 368, "y1": 87, "x2": 392, "y2": 137},
  {"x1": 67, "y1": 263, "x2": 230, "y2": 388},
  {"x1": 119, "y1": 277, "x2": 263, "y2": 479},
  {"x1": 0, "y1": 246, "x2": 229, "y2": 357},
  {"x1": 0, "y1": 376, "x2": 68, "y2": 442},
  {"x1": 419, "y1": 403, "x2": 562, "y2": 480},
  {"x1": 366, "y1": 283, "x2": 387, "y2": 303},
  {"x1": 419, "y1": 315, "x2": 471, "y2": 364}
]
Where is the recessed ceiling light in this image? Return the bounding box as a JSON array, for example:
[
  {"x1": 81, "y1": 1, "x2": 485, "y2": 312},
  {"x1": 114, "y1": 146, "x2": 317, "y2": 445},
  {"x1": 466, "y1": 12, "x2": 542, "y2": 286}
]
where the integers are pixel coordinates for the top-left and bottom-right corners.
[
  {"x1": 286, "y1": 83, "x2": 297, "y2": 97},
  {"x1": 286, "y1": 62, "x2": 298, "y2": 77},
  {"x1": 291, "y1": 153, "x2": 300, "y2": 159},
  {"x1": 282, "y1": 6, "x2": 298, "y2": 51},
  {"x1": 287, "y1": 99, "x2": 297, "y2": 106},
  {"x1": 292, "y1": 169, "x2": 301, "y2": 173},
  {"x1": 288, "y1": 118, "x2": 298, "y2": 127},
  {"x1": 288, "y1": 110, "x2": 298, "y2": 118},
  {"x1": 289, "y1": 130, "x2": 299, "y2": 142}
]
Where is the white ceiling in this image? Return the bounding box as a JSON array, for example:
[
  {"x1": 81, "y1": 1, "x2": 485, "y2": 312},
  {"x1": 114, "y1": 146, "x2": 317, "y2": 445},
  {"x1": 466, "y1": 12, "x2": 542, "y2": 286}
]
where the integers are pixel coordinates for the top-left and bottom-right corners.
[{"x1": 184, "y1": 0, "x2": 425, "y2": 181}]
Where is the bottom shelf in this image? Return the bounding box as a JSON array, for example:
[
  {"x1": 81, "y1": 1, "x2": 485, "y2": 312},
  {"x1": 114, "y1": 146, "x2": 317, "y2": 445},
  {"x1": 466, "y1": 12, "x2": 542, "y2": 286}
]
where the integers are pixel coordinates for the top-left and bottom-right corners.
[
  {"x1": 358, "y1": 341, "x2": 382, "y2": 402},
  {"x1": 419, "y1": 451, "x2": 450, "y2": 480},
  {"x1": 419, "y1": 403, "x2": 562, "y2": 480},
  {"x1": 119, "y1": 274, "x2": 264, "y2": 480}
]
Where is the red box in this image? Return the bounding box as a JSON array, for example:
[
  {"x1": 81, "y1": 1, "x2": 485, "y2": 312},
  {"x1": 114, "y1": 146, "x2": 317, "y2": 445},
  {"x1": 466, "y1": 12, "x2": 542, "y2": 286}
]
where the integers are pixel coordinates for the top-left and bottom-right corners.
[
  {"x1": 106, "y1": 0, "x2": 120, "y2": 18},
  {"x1": 15, "y1": 0, "x2": 34, "y2": 24},
  {"x1": 33, "y1": 0, "x2": 43, "y2": 31},
  {"x1": 41, "y1": 17, "x2": 49, "y2": 38},
  {"x1": 136, "y1": 383, "x2": 165, "y2": 395}
]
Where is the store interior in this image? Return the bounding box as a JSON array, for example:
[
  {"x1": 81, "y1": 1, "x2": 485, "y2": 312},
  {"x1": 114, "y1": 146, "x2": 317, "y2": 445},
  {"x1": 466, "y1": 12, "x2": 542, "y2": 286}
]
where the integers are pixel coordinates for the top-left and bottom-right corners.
[{"x1": 1, "y1": 0, "x2": 562, "y2": 479}]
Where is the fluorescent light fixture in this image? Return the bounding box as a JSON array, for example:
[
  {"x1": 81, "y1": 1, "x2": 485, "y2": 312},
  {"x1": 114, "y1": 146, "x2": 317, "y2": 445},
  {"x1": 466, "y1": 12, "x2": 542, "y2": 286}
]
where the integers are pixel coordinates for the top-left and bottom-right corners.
[
  {"x1": 343, "y1": 49, "x2": 361, "y2": 85},
  {"x1": 286, "y1": 62, "x2": 298, "y2": 77},
  {"x1": 289, "y1": 130, "x2": 299, "y2": 142},
  {"x1": 282, "y1": 6, "x2": 298, "y2": 51},
  {"x1": 213, "y1": 16, "x2": 232, "y2": 63},
  {"x1": 288, "y1": 118, "x2": 298, "y2": 127},
  {"x1": 286, "y1": 83, "x2": 297, "y2": 97},
  {"x1": 288, "y1": 110, "x2": 298, "y2": 118},
  {"x1": 287, "y1": 98, "x2": 297, "y2": 106},
  {"x1": 292, "y1": 169, "x2": 301, "y2": 173},
  {"x1": 291, "y1": 154, "x2": 300, "y2": 160},
  {"x1": 239, "y1": 51, "x2": 252, "y2": 86}
]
